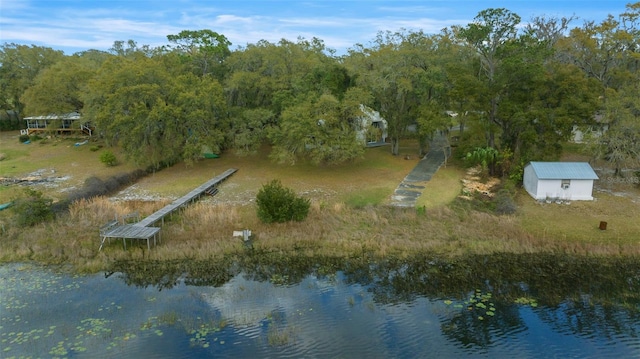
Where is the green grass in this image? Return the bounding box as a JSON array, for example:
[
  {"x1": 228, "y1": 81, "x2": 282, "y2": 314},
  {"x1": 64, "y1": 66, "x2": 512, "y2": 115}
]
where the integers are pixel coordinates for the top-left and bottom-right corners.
[
  {"x1": 0, "y1": 131, "x2": 139, "y2": 202},
  {"x1": 124, "y1": 141, "x2": 417, "y2": 203},
  {"x1": 416, "y1": 165, "x2": 465, "y2": 209},
  {"x1": 517, "y1": 190, "x2": 640, "y2": 245},
  {"x1": 342, "y1": 187, "x2": 392, "y2": 208}
]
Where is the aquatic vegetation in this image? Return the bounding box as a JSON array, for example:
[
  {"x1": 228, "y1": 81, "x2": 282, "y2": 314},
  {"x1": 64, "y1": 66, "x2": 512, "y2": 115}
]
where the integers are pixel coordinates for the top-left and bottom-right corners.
[
  {"x1": 76, "y1": 318, "x2": 112, "y2": 337},
  {"x1": 157, "y1": 311, "x2": 179, "y2": 325},
  {"x1": 270, "y1": 273, "x2": 290, "y2": 286},
  {"x1": 514, "y1": 297, "x2": 538, "y2": 307},
  {"x1": 267, "y1": 324, "x2": 294, "y2": 347},
  {"x1": 444, "y1": 290, "x2": 497, "y2": 321},
  {"x1": 188, "y1": 322, "x2": 223, "y2": 348},
  {"x1": 468, "y1": 290, "x2": 497, "y2": 319}
]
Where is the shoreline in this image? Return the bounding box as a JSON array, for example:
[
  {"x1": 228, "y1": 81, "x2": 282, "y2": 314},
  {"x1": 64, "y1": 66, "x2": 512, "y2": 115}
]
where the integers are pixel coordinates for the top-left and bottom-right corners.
[{"x1": 1, "y1": 196, "x2": 639, "y2": 274}]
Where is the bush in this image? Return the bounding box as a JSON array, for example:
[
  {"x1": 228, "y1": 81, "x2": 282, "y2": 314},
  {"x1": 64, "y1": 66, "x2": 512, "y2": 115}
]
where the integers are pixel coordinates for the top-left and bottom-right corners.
[
  {"x1": 12, "y1": 188, "x2": 54, "y2": 226},
  {"x1": 89, "y1": 145, "x2": 101, "y2": 152},
  {"x1": 256, "y1": 180, "x2": 310, "y2": 223},
  {"x1": 19, "y1": 134, "x2": 30, "y2": 143},
  {"x1": 493, "y1": 186, "x2": 518, "y2": 215},
  {"x1": 52, "y1": 170, "x2": 147, "y2": 212},
  {"x1": 100, "y1": 150, "x2": 117, "y2": 166}
]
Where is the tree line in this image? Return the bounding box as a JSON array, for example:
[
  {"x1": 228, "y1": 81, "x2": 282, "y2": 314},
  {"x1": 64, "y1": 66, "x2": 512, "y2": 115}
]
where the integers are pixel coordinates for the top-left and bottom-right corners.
[{"x1": 1, "y1": 4, "x2": 639, "y2": 176}]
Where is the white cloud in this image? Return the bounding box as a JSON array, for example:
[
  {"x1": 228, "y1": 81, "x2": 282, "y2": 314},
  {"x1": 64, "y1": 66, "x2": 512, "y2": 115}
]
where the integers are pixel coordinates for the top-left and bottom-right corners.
[
  {"x1": 0, "y1": 0, "x2": 30, "y2": 11},
  {"x1": 0, "y1": 0, "x2": 631, "y2": 55}
]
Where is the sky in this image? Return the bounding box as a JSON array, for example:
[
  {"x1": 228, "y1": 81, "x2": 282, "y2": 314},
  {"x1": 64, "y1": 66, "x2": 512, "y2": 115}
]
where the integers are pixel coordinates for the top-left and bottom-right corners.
[{"x1": 0, "y1": 0, "x2": 634, "y2": 55}]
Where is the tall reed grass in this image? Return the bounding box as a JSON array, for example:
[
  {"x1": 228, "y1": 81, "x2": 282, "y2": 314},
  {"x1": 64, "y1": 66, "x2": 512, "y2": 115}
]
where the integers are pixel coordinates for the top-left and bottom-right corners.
[{"x1": 1, "y1": 191, "x2": 639, "y2": 273}]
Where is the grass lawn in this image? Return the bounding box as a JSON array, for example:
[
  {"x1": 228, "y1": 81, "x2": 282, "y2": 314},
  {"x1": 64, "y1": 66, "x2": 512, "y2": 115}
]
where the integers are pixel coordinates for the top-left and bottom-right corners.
[
  {"x1": 0, "y1": 131, "x2": 138, "y2": 202},
  {"x1": 517, "y1": 189, "x2": 640, "y2": 246},
  {"x1": 106, "y1": 141, "x2": 421, "y2": 206},
  {"x1": 416, "y1": 165, "x2": 465, "y2": 209},
  {"x1": 0, "y1": 131, "x2": 419, "y2": 206}
]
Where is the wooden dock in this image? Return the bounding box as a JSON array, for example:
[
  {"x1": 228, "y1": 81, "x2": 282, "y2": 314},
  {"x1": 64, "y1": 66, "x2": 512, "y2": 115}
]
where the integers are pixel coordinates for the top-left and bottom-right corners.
[
  {"x1": 99, "y1": 168, "x2": 237, "y2": 251},
  {"x1": 99, "y1": 225, "x2": 161, "y2": 251}
]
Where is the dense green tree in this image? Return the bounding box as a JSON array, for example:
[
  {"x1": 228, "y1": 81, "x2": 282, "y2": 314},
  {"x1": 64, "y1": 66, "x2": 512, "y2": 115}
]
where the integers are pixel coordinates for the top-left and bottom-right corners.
[
  {"x1": 109, "y1": 39, "x2": 156, "y2": 57},
  {"x1": 3, "y1": 6, "x2": 637, "y2": 173},
  {"x1": 439, "y1": 29, "x2": 483, "y2": 139},
  {"x1": 224, "y1": 37, "x2": 354, "y2": 159},
  {"x1": 402, "y1": 31, "x2": 450, "y2": 156},
  {"x1": 454, "y1": 8, "x2": 522, "y2": 152},
  {"x1": 453, "y1": 9, "x2": 601, "y2": 173},
  {"x1": 346, "y1": 32, "x2": 417, "y2": 156},
  {"x1": 268, "y1": 92, "x2": 365, "y2": 165},
  {"x1": 559, "y1": 3, "x2": 640, "y2": 173},
  {"x1": 0, "y1": 43, "x2": 64, "y2": 116},
  {"x1": 592, "y1": 86, "x2": 640, "y2": 175},
  {"x1": 228, "y1": 108, "x2": 274, "y2": 155},
  {"x1": 225, "y1": 38, "x2": 348, "y2": 117},
  {"x1": 85, "y1": 54, "x2": 228, "y2": 168},
  {"x1": 167, "y1": 29, "x2": 231, "y2": 79},
  {"x1": 175, "y1": 74, "x2": 229, "y2": 162},
  {"x1": 20, "y1": 54, "x2": 104, "y2": 115}
]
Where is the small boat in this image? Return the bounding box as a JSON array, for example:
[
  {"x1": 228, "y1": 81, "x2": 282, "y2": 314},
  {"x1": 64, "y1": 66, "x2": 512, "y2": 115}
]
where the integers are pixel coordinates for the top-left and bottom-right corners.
[{"x1": 0, "y1": 202, "x2": 13, "y2": 211}]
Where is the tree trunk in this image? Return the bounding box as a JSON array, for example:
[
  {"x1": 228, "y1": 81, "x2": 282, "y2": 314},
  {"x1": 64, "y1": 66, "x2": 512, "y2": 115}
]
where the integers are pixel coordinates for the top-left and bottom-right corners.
[
  {"x1": 419, "y1": 136, "x2": 429, "y2": 157},
  {"x1": 391, "y1": 137, "x2": 399, "y2": 156}
]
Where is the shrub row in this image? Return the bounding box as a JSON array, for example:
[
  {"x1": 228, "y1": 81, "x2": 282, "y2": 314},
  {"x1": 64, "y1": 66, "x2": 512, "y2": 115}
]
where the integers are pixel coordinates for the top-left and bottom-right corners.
[{"x1": 52, "y1": 169, "x2": 147, "y2": 213}]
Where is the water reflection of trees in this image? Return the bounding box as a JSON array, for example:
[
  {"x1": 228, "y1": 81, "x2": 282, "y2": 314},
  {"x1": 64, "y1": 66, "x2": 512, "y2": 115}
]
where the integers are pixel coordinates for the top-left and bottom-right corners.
[
  {"x1": 440, "y1": 302, "x2": 524, "y2": 350},
  {"x1": 537, "y1": 299, "x2": 640, "y2": 341},
  {"x1": 110, "y1": 253, "x2": 640, "y2": 349},
  {"x1": 109, "y1": 259, "x2": 234, "y2": 290}
]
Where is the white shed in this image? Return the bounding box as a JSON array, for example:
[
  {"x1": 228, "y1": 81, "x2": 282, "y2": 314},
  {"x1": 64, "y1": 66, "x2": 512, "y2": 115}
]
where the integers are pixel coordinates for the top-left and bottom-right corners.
[{"x1": 523, "y1": 162, "x2": 599, "y2": 201}]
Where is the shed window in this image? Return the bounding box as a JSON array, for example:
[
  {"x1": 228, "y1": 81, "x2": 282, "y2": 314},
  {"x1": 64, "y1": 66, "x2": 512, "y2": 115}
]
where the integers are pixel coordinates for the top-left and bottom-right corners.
[{"x1": 561, "y1": 179, "x2": 570, "y2": 189}]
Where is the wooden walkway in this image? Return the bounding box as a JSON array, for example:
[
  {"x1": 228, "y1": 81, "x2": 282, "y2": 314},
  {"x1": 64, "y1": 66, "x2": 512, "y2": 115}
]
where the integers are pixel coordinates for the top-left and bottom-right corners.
[{"x1": 99, "y1": 168, "x2": 237, "y2": 251}]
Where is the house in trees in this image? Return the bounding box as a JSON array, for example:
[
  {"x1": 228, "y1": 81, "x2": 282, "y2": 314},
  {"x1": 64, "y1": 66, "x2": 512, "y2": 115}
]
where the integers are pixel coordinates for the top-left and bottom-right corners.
[
  {"x1": 572, "y1": 114, "x2": 608, "y2": 143},
  {"x1": 356, "y1": 104, "x2": 388, "y2": 147},
  {"x1": 523, "y1": 162, "x2": 599, "y2": 201},
  {"x1": 23, "y1": 112, "x2": 93, "y2": 136}
]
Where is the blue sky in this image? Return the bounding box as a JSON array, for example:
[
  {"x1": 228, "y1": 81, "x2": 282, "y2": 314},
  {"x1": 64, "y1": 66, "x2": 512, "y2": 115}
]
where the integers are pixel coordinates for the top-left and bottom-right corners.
[{"x1": 0, "y1": 0, "x2": 633, "y2": 55}]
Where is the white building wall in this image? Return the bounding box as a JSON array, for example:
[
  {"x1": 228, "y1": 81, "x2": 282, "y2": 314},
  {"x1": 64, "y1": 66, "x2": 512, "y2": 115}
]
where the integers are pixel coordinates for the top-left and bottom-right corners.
[
  {"x1": 522, "y1": 164, "x2": 539, "y2": 199},
  {"x1": 535, "y1": 179, "x2": 594, "y2": 201},
  {"x1": 565, "y1": 179, "x2": 594, "y2": 200}
]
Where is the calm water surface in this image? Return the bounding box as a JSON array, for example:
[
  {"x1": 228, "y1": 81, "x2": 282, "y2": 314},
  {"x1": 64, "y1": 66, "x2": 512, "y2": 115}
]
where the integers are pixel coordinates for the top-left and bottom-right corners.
[{"x1": 1, "y1": 258, "x2": 639, "y2": 358}]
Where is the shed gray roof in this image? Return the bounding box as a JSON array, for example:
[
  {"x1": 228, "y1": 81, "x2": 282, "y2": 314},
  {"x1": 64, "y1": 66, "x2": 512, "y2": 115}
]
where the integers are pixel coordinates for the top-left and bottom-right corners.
[{"x1": 527, "y1": 162, "x2": 599, "y2": 180}]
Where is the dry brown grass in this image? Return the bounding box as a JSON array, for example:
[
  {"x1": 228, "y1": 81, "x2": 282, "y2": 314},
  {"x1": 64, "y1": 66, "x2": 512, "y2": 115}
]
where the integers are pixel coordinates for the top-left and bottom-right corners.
[
  {"x1": 517, "y1": 189, "x2": 640, "y2": 249},
  {"x1": 2, "y1": 130, "x2": 639, "y2": 272},
  {"x1": 2, "y1": 187, "x2": 639, "y2": 272}
]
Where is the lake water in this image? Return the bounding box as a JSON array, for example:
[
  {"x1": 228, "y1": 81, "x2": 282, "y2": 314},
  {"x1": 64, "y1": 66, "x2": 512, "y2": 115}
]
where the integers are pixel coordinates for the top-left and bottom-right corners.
[{"x1": 1, "y1": 254, "x2": 639, "y2": 358}]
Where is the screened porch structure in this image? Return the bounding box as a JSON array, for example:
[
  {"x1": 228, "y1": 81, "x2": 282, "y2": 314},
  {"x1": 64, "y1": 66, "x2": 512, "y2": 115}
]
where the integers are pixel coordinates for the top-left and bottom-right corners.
[{"x1": 23, "y1": 112, "x2": 92, "y2": 136}]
